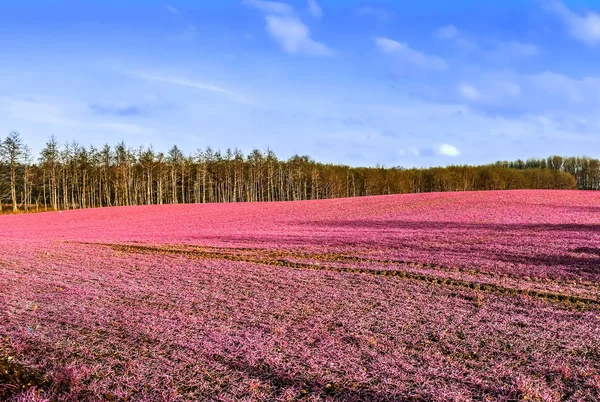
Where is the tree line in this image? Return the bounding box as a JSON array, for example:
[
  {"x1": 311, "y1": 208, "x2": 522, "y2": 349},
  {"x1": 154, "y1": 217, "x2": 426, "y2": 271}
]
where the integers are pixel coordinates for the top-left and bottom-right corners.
[
  {"x1": 0, "y1": 132, "x2": 587, "y2": 214},
  {"x1": 494, "y1": 156, "x2": 600, "y2": 191}
]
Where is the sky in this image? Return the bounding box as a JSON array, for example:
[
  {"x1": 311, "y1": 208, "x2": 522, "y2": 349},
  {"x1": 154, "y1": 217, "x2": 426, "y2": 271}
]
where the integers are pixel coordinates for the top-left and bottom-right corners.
[{"x1": 1, "y1": 0, "x2": 600, "y2": 167}]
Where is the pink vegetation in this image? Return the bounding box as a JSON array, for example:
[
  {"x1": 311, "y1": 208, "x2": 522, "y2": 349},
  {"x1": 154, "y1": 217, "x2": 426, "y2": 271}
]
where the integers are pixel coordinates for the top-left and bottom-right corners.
[{"x1": 1, "y1": 190, "x2": 600, "y2": 401}]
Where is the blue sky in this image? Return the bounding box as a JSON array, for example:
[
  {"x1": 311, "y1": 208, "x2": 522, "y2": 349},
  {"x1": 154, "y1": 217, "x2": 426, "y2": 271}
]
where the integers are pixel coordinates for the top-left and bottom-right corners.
[{"x1": 1, "y1": 0, "x2": 600, "y2": 167}]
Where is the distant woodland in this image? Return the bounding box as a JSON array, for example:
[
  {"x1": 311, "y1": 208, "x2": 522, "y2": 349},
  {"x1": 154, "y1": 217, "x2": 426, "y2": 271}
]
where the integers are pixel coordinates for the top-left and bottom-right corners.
[{"x1": 0, "y1": 131, "x2": 596, "y2": 213}]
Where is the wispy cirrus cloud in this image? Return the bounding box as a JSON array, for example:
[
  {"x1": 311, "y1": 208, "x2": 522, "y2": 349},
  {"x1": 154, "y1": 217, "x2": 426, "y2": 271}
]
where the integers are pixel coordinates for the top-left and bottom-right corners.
[
  {"x1": 136, "y1": 73, "x2": 253, "y2": 105},
  {"x1": 163, "y1": 4, "x2": 198, "y2": 40},
  {"x1": 375, "y1": 37, "x2": 447, "y2": 70},
  {"x1": 165, "y1": 4, "x2": 179, "y2": 15},
  {"x1": 545, "y1": 0, "x2": 600, "y2": 45},
  {"x1": 244, "y1": 0, "x2": 332, "y2": 56},
  {"x1": 307, "y1": 0, "x2": 322, "y2": 18},
  {"x1": 435, "y1": 24, "x2": 539, "y2": 59}
]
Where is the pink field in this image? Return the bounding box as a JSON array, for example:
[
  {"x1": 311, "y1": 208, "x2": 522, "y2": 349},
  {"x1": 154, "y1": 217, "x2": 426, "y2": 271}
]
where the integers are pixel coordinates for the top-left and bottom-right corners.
[{"x1": 1, "y1": 190, "x2": 600, "y2": 401}]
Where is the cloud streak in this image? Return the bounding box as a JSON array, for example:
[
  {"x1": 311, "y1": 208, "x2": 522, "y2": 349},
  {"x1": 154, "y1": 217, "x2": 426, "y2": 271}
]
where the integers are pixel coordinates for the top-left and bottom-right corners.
[
  {"x1": 435, "y1": 24, "x2": 539, "y2": 59},
  {"x1": 165, "y1": 5, "x2": 179, "y2": 15},
  {"x1": 375, "y1": 37, "x2": 447, "y2": 70},
  {"x1": 546, "y1": 1, "x2": 600, "y2": 45},
  {"x1": 137, "y1": 73, "x2": 253, "y2": 104},
  {"x1": 307, "y1": 0, "x2": 322, "y2": 18}
]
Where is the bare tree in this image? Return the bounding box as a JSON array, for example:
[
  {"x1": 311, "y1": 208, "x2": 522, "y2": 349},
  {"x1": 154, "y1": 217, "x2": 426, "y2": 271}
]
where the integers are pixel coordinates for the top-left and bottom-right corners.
[{"x1": 0, "y1": 131, "x2": 27, "y2": 213}]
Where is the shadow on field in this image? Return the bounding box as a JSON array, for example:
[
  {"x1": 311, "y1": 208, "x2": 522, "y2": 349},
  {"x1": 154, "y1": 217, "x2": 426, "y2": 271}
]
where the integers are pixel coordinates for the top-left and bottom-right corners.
[
  {"x1": 297, "y1": 220, "x2": 600, "y2": 234},
  {"x1": 215, "y1": 355, "x2": 415, "y2": 401},
  {"x1": 199, "y1": 219, "x2": 600, "y2": 282},
  {"x1": 489, "y1": 251, "x2": 600, "y2": 278},
  {"x1": 565, "y1": 206, "x2": 600, "y2": 214},
  {"x1": 211, "y1": 354, "x2": 526, "y2": 402},
  {"x1": 573, "y1": 247, "x2": 600, "y2": 256},
  {"x1": 0, "y1": 356, "x2": 50, "y2": 399}
]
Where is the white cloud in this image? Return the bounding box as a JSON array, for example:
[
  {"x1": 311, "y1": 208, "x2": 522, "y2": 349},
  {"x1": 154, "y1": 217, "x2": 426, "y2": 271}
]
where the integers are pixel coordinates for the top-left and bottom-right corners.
[
  {"x1": 404, "y1": 144, "x2": 461, "y2": 159},
  {"x1": 434, "y1": 25, "x2": 539, "y2": 59},
  {"x1": 437, "y1": 144, "x2": 461, "y2": 157},
  {"x1": 375, "y1": 37, "x2": 448, "y2": 70},
  {"x1": 307, "y1": 0, "x2": 322, "y2": 18},
  {"x1": 166, "y1": 5, "x2": 179, "y2": 15},
  {"x1": 243, "y1": 0, "x2": 294, "y2": 16},
  {"x1": 546, "y1": 1, "x2": 600, "y2": 45},
  {"x1": 375, "y1": 37, "x2": 404, "y2": 53},
  {"x1": 136, "y1": 73, "x2": 253, "y2": 104},
  {"x1": 245, "y1": 0, "x2": 331, "y2": 56},
  {"x1": 459, "y1": 83, "x2": 481, "y2": 101},
  {"x1": 244, "y1": 0, "x2": 333, "y2": 56},
  {"x1": 266, "y1": 16, "x2": 331, "y2": 55},
  {"x1": 436, "y1": 25, "x2": 458, "y2": 39}
]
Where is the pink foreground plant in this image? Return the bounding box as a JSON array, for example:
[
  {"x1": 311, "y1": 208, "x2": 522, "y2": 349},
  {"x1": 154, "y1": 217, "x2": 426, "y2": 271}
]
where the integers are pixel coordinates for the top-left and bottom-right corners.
[{"x1": 1, "y1": 190, "x2": 599, "y2": 401}]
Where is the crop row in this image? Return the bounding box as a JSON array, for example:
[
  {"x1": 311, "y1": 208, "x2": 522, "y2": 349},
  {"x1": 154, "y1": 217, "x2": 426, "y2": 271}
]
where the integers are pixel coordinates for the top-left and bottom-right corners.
[{"x1": 100, "y1": 242, "x2": 600, "y2": 310}]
